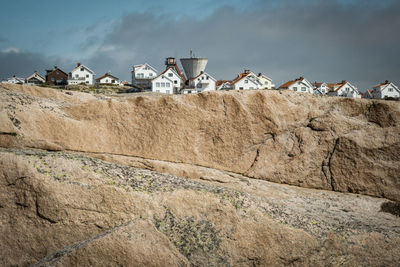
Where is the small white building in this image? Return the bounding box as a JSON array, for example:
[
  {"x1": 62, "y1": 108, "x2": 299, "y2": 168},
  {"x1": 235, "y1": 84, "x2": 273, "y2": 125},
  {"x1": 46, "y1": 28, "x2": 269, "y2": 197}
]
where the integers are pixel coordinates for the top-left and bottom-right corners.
[
  {"x1": 131, "y1": 63, "x2": 157, "y2": 88},
  {"x1": 182, "y1": 71, "x2": 216, "y2": 94},
  {"x1": 1, "y1": 75, "x2": 25, "y2": 84},
  {"x1": 327, "y1": 80, "x2": 361, "y2": 98},
  {"x1": 68, "y1": 63, "x2": 95, "y2": 85},
  {"x1": 26, "y1": 71, "x2": 45, "y2": 85},
  {"x1": 278, "y1": 76, "x2": 314, "y2": 93},
  {"x1": 151, "y1": 68, "x2": 183, "y2": 94},
  {"x1": 371, "y1": 81, "x2": 400, "y2": 99},
  {"x1": 312, "y1": 82, "x2": 329, "y2": 95},
  {"x1": 230, "y1": 70, "x2": 262, "y2": 90},
  {"x1": 216, "y1": 80, "x2": 233, "y2": 90},
  {"x1": 95, "y1": 73, "x2": 120, "y2": 85},
  {"x1": 256, "y1": 73, "x2": 274, "y2": 89}
]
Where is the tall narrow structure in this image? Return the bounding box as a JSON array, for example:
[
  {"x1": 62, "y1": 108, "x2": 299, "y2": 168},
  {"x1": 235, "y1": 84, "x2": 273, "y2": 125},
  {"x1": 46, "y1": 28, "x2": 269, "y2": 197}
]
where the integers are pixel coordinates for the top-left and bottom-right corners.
[{"x1": 180, "y1": 51, "x2": 208, "y2": 81}]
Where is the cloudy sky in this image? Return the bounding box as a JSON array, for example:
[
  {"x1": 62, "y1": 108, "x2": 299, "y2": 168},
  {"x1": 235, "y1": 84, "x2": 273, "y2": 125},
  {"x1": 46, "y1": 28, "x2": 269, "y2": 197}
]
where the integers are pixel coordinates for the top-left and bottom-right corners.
[{"x1": 0, "y1": 0, "x2": 399, "y2": 90}]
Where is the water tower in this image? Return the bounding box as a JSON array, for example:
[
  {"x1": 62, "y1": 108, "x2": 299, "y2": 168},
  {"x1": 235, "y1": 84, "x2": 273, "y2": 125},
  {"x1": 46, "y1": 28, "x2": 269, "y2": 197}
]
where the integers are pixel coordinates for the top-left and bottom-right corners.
[{"x1": 180, "y1": 50, "x2": 208, "y2": 80}]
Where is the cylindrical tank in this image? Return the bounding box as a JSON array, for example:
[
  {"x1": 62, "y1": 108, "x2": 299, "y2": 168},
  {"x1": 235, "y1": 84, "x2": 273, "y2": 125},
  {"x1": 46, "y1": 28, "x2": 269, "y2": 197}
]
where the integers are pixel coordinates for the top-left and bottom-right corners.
[{"x1": 180, "y1": 58, "x2": 208, "y2": 80}]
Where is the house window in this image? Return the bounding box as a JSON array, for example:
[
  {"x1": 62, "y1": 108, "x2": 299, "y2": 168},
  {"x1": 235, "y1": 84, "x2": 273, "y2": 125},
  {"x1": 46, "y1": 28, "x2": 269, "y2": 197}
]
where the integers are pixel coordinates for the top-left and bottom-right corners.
[
  {"x1": 56, "y1": 71, "x2": 59, "y2": 75},
  {"x1": 86, "y1": 74, "x2": 89, "y2": 78},
  {"x1": 51, "y1": 77, "x2": 55, "y2": 81},
  {"x1": 389, "y1": 88, "x2": 393, "y2": 92},
  {"x1": 112, "y1": 80, "x2": 115, "y2": 83},
  {"x1": 75, "y1": 74, "x2": 79, "y2": 78},
  {"x1": 156, "y1": 82, "x2": 160, "y2": 87},
  {"x1": 161, "y1": 82, "x2": 165, "y2": 87},
  {"x1": 202, "y1": 76, "x2": 204, "y2": 80},
  {"x1": 80, "y1": 68, "x2": 84, "y2": 71},
  {"x1": 174, "y1": 80, "x2": 177, "y2": 84},
  {"x1": 86, "y1": 81, "x2": 89, "y2": 84},
  {"x1": 149, "y1": 73, "x2": 153, "y2": 77},
  {"x1": 250, "y1": 87, "x2": 254, "y2": 89},
  {"x1": 301, "y1": 87, "x2": 306, "y2": 91},
  {"x1": 239, "y1": 87, "x2": 243, "y2": 90},
  {"x1": 156, "y1": 90, "x2": 160, "y2": 92},
  {"x1": 206, "y1": 76, "x2": 209, "y2": 80},
  {"x1": 244, "y1": 80, "x2": 248, "y2": 84},
  {"x1": 188, "y1": 90, "x2": 192, "y2": 93},
  {"x1": 168, "y1": 73, "x2": 173, "y2": 77},
  {"x1": 197, "y1": 83, "x2": 202, "y2": 88},
  {"x1": 106, "y1": 79, "x2": 109, "y2": 83},
  {"x1": 166, "y1": 83, "x2": 170, "y2": 87},
  {"x1": 293, "y1": 87, "x2": 298, "y2": 91},
  {"x1": 166, "y1": 90, "x2": 170, "y2": 94}
]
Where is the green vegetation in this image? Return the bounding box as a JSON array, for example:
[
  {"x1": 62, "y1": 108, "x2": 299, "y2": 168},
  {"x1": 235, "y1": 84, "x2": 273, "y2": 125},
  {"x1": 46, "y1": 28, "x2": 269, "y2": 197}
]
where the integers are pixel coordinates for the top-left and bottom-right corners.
[{"x1": 154, "y1": 206, "x2": 227, "y2": 265}]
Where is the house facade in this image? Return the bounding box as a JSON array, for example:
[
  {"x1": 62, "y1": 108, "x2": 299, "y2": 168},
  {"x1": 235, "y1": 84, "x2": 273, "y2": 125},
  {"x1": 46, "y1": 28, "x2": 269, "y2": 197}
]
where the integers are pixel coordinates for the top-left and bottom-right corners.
[
  {"x1": 362, "y1": 90, "x2": 374, "y2": 99},
  {"x1": 279, "y1": 77, "x2": 314, "y2": 93},
  {"x1": 182, "y1": 72, "x2": 216, "y2": 94},
  {"x1": 256, "y1": 73, "x2": 273, "y2": 89},
  {"x1": 26, "y1": 71, "x2": 45, "y2": 85},
  {"x1": 95, "y1": 73, "x2": 120, "y2": 85},
  {"x1": 68, "y1": 63, "x2": 95, "y2": 85},
  {"x1": 312, "y1": 82, "x2": 329, "y2": 95},
  {"x1": 327, "y1": 81, "x2": 361, "y2": 98},
  {"x1": 151, "y1": 68, "x2": 183, "y2": 94},
  {"x1": 372, "y1": 81, "x2": 400, "y2": 99},
  {"x1": 216, "y1": 80, "x2": 232, "y2": 90},
  {"x1": 1, "y1": 75, "x2": 25, "y2": 84},
  {"x1": 131, "y1": 63, "x2": 157, "y2": 89},
  {"x1": 45, "y1": 66, "x2": 68, "y2": 85}
]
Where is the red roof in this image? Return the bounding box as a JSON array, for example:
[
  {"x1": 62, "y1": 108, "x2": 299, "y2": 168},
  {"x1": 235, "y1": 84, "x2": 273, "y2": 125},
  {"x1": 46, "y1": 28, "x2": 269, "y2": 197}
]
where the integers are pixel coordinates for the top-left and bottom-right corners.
[
  {"x1": 279, "y1": 77, "x2": 304, "y2": 88},
  {"x1": 216, "y1": 80, "x2": 232, "y2": 86},
  {"x1": 95, "y1": 73, "x2": 119, "y2": 81}
]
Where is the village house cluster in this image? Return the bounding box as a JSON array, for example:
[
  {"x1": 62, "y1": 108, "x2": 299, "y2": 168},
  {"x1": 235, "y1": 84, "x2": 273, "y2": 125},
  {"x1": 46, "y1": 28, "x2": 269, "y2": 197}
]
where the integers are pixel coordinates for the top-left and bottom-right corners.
[{"x1": 1, "y1": 53, "x2": 399, "y2": 100}]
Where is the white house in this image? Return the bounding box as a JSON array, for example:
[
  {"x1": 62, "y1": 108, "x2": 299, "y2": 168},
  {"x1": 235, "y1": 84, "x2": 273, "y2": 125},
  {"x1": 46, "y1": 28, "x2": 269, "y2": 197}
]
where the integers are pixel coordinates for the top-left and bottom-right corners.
[
  {"x1": 2, "y1": 75, "x2": 25, "y2": 84},
  {"x1": 151, "y1": 68, "x2": 183, "y2": 94},
  {"x1": 278, "y1": 77, "x2": 314, "y2": 93},
  {"x1": 68, "y1": 63, "x2": 95, "y2": 85},
  {"x1": 230, "y1": 70, "x2": 263, "y2": 90},
  {"x1": 131, "y1": 63, "x2": 157, "y2": 88},
  {"x1": 312, "y1": 82, "x2": 329, "y2": 95},
  {"x1": 371, "y1": 81, "x2": 400, "y2": 99},
  {"x1": 327, "y1": 80, "x2": 361, "y2": 98},
  {"x1": 26, "y1": 71, "x2": 45, "y2": 85},
  {"x1": 95, "y1": 73, "x2": 121, "y2": 85},
  {"x1": 181, "y1": 71, "x2": 216, "y2": 94},
  {"x1": 256, "y1": 73, "x2": 274, "y2": 89},
  {"x1": 216, "y1": 80, "x2": 233, "y2": 90}
]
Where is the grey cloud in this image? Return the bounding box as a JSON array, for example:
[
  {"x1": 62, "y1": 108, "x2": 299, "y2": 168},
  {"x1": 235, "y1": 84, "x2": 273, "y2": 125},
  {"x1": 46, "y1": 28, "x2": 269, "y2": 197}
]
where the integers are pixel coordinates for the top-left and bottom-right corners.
[
  {"x1": 0, "y1": 50, "x2": 69, "y2": 80},
  {"x1": 84, "y1": 0, "x2": 400, "y2": 89}
]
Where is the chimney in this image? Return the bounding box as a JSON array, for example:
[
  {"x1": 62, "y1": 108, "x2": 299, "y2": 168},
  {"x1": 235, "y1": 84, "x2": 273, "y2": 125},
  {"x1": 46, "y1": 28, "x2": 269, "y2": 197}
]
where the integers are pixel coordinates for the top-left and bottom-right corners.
[
  {"x1": 77, "y1": 62, "x2": 81, "y2": 67},
  {"x1": 342, "y1": 80, "x2": 346, "y2": 83},
  {"x1": 258, "y1": 73, "x2": 262, "y2": 77},
  {"x1": 244, "y1": 69, "x2": 250, "y2": 74},
  {"x1": 385, "y1": 80, "x2": 389, "y2": 84},
  {"x1": 54, "y1": 66, "x2": 58, "y2": 69}
]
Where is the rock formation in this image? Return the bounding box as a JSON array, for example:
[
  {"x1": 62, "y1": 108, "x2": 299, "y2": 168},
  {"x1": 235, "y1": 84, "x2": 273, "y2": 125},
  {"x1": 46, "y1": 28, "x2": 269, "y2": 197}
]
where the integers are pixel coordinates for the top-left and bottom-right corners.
[{"x1": 0, "y1": 84, "x2": 399, "y2": 266}]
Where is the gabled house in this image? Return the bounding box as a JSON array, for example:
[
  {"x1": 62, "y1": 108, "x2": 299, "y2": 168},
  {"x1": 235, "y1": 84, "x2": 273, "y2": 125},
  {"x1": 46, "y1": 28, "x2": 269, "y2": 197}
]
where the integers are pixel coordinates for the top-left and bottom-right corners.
[
  {"x1": 1, "y1": 75, "x2": 25, "y2": 84},
  {"x1": 278, "y1": 76, "x2": 313, "y2": 93},
  {"x1": 230, "y1": 70, "x2": 263, "y2": 90},
  {"x1": 371, "y1": 80, "x2": 400, "y2": 99},
  {"x1": 26, "y1": 71, "x2": 45, "y2": 85},
  {"x1": 362, "y1": 90, "x2": 374, "y2": 99},
  {"x1": 151, "y1": 68, "x2": 183, "y2": 94},
  {"x1": 216, "y1": 80, "x2": 233, "y2": 90},
  {"x1": 327, "y1": 80, "x2": 361, "y2": 98},
  {"x1": 181, "y1": 71, "x2": 216, "y2": 94},
  {"x1": 95, "y1": 73, "x2": 120, "y2": 85},
  {"x1": 68, "y1": 63, "x2": 95, "y2": 85},
  {"x1": 45, "y1": 66, "x2": 68, "y2": 85},
  {"x1": 256, "y1": 73, "x2": 274, "y2": 89},
  {"x1": 312, "y1": 82, "x2": 329, "y2": 95},
  {"x1": 131, "y1": 63, "x2": 157, "y2": 89}
]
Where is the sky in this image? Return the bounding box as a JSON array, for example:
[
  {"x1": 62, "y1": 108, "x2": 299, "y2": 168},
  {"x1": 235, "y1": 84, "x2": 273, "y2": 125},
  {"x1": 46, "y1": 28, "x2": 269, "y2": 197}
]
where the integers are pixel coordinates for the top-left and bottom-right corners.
[{"x1": 0, "y1": 0, "x2": 399, "y2": 90}]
